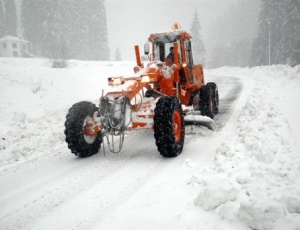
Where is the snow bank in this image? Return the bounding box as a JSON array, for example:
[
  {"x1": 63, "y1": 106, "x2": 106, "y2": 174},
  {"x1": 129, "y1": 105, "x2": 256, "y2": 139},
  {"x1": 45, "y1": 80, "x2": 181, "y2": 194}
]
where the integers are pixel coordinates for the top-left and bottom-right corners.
[
  {"x1": 193, "y1": 65, "x2": 300, "y2": 230},
  {"x1": 0, "y1": 58, "x2": 299, "y2": 229},
  {"x1": 0, "y1": 58, "x2": 136, "y2": 166},
  {"x1": 194, "y1": 173, "x2": 239, "y2": 211}
]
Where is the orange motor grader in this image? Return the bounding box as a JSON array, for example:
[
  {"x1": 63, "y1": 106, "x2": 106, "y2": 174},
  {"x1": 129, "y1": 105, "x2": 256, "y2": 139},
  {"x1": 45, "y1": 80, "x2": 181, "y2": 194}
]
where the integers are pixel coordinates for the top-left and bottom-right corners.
[{"x1": 64, "y1": 24, "x2": 219, "y2": 158}]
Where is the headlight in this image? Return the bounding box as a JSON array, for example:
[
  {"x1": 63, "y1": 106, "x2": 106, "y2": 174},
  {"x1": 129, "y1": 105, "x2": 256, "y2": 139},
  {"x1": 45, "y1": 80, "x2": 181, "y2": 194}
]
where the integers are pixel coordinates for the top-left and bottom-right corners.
[
  {"x1": 108, "y1": 77, "x2": 124, "y2": 86},
  {"x1": 113, "y1": 78, "x2": 122, "y2": 85},
  {"x1": 141, "y1": 75, "x2": 150, "y2": 83}
]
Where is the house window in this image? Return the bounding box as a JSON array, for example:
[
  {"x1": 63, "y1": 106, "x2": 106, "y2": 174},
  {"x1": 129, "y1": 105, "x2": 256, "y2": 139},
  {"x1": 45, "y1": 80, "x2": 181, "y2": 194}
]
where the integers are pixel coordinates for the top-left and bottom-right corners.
[
  {"x1": 3, "y1": 43, "x2": 6, "y2": 49},
  {"x1": 12, "y1": 43, "x2": 17, "y2": 48},
  {"x1": 13, "y1": 51, "x2": 18, "y2": 57}
]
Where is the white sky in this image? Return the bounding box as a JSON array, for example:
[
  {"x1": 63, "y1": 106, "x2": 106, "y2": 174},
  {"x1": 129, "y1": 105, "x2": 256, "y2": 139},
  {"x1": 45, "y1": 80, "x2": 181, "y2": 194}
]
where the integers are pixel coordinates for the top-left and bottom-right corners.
[{"x1": 105, "y1": 0, "x2": 235, "y2": 61}]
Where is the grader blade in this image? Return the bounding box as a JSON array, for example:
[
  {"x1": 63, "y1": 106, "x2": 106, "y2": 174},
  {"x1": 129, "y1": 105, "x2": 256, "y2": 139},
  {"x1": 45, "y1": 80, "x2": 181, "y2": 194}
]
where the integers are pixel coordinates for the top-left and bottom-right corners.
[{"x1": 184, "y1": 112, "x2": 216, "y2": 131}]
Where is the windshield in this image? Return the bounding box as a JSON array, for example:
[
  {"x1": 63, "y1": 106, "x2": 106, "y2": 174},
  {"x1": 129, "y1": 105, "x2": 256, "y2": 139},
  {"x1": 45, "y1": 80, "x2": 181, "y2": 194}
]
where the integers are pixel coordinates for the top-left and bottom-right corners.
[{"x1": 154, "y1": 41, "x2": 181, "y2": 63}]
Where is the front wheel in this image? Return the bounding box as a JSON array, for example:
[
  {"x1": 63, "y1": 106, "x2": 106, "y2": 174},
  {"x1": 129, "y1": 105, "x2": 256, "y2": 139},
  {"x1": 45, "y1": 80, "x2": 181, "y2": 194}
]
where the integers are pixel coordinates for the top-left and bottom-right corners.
[
  {"x1": 65, "y1": 101, "x2": 102, "y2": 157},
  {"x1": 154, "y1": 97, "x2": 185, "y2": 157}
]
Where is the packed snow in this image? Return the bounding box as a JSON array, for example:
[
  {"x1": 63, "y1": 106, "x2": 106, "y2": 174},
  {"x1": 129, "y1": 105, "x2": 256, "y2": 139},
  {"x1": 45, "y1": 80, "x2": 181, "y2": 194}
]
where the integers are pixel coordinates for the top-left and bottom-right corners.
[{"x1": 0, "y1": 58, "x2": 300, "y2": 230}]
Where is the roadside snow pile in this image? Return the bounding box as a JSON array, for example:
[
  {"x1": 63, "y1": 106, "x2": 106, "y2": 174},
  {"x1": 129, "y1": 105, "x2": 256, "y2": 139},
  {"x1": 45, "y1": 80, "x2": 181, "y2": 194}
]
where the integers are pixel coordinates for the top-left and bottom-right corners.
[
  {"x1": 0, "y1": 58, "x2": 299, "y2": 229},
  {"x1": 0, "y1": 58, "x2": 135, "y2": 167},
  {"x1": 193, "y1": 65, "x2": 300, "y2": 230}
]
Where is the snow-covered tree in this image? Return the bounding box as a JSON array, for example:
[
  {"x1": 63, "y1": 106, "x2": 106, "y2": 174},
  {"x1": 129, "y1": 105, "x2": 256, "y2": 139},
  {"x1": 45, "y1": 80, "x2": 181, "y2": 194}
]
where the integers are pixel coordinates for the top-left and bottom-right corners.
[
  {"x1": 40, "y1": 0, "x2": 68, "y2": 59},
  {"x1": 22, "y1": 0, "x2": 68, "y2": 58},
  {"x1": 64, "y1": 0, "x2": 85, "y2": 59},
  {"x1": 22, "y1": 0, "x2": 44, "y2": 55},
  {"x1": 64, "y1": 0, "x2": 110, "y2": 60},
  {"x1": 190, "y1": 10, "x2": 205, "y2": 64},
  {"x1": 85, "y1": 0, "x2": 110, "y2": 60},
  {"x1": 0, "y1": 0, "x2": 6, "y2": 37},
  {"x1": 21, "y1": 0, "x2": 110, "y2": 60},
  {"x1": 114, "y1": 47, "x2": 121, "y2": 61},
  {"x1": 4, "y1": 0, "x2": 17, "y2": 36},
  {"x1": 208, "y1": 0, "x2": 260, "y2": 68},
  {"x1": 251, "y1": 0, "x2": 300, "y2": 66},
  {"x1": 282, "y1": 0, "x2": 300, "y2": 66},
  {"x1": 251, "y1": 0, "x2": 285, "y2": 66}
]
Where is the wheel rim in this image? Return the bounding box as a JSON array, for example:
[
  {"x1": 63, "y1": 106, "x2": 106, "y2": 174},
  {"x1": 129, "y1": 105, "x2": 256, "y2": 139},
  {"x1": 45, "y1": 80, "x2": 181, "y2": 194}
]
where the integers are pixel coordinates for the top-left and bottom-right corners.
[
  {"x1": 173, "y1": 110, "x2": 183, "y2": 143},
  {"x1": 82, "y1": 116, "x2": 97, "y2": 144}
]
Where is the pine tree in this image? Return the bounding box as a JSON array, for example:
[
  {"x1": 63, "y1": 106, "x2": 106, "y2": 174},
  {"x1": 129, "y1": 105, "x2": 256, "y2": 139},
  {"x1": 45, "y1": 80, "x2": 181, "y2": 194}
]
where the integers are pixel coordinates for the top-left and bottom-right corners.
[
  {"x1": 251, "y1": 0, "x2": 300, "y2": 66},
  {"x1": 267, "y1": 0, "x2": 286, "y2": 65},
  {"x1": 23, "y1": 0, "x2": 71, "y2": 59},
  {"x1": 85, "y1": 0, "x2": 110, "y2": 60},
  {"x1": 64, "y1": 0, "x2": 84, "y2": 59},
  {"x1": 190, "y1": 10, "x2": 205, "y2": 64},
  {"x1": 96, "y1": 0, "x2": 110, "y2": 60},
  {"x1": 70, "y1": 0, "x2": 89, "y2": 60},
  {"x1": 40, "y1": 0, "x2": 68, "y2": 59},
  {"x1": 4, "y1": 0, "x2": 17, "y2": 36},
  {"x1": 114, "y1": 47, "x2": 121, "y2": 61},
  {"x1": 0, "y1": 0, "x2": 6, "y2": 37},
  {"x1": 22, "y1": 0, "x2": 44, "y2": 55},
  {"x1": 21, "y1": 0, "x2": 110, "y2": 60},
  {"x1": 208, "y1": 0, "x2": 260, "y2": 68},
  {"x1": 251, "y1": 0, "x2": 273, "y2": 66},
  {"x1": 282, "y1": 0, "x2": 300, "y2": 66}
]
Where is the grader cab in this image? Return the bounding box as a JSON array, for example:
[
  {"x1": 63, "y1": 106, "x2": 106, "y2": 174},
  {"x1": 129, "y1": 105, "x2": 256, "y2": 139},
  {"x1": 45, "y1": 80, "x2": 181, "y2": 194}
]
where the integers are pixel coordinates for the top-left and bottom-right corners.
[{"x1": 64, "y1": 24, "x2": 219, "y2": 158}]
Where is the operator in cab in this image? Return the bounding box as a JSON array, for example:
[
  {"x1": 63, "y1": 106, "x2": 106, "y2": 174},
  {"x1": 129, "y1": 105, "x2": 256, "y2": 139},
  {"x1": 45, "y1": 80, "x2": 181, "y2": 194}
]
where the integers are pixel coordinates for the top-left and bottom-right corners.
[{"x1": 158, "y1": 46, "x2": 178, "y2": 96}]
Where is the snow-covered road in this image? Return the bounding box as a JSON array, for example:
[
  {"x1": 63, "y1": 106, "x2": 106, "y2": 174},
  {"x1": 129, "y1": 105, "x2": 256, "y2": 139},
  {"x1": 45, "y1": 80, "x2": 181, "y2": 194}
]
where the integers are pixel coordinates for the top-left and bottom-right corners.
[{"x1": 0, "y1": 59, "x2": 299, "y2": 230}]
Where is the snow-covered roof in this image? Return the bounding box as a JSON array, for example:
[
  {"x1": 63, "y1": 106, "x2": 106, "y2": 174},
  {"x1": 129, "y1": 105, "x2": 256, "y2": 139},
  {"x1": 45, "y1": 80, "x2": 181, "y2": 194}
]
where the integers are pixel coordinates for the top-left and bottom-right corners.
[
  {"x1": 0, "y1": 35, "x2": 29, "y2": 43},
  {"x1": 148, "y1": 30, "x2": 192, "y2": 43}
]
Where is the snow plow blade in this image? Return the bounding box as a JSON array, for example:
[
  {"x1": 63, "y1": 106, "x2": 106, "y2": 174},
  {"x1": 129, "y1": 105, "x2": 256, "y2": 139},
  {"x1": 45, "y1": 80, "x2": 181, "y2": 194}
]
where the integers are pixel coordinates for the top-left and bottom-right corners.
[{"x1": 184, "y1": 114, "x2": 216, "y2": 131}]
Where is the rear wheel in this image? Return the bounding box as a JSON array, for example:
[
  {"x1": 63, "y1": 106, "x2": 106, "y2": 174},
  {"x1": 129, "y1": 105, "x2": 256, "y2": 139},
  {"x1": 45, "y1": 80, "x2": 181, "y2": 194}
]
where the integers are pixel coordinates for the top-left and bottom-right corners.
[
  {"x1": 200, "y1": 85, "x2": 214, "y2": 119},
  {"x1": 154, "y1": 97, "x2": 185, "y2": 157},
  {"x1": 206, "y1": 82, "x2": 219, "y2": 114},
  {"x1": 65, "y1": 101, "x2": 102, "y2": 157}
]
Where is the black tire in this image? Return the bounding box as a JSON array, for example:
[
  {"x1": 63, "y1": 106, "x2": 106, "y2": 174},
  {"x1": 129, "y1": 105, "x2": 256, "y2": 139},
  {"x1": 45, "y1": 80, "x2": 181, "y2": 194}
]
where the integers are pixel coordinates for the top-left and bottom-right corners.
[
  {"x1": 206, "y1": 82, "x2": 219, "y2": 114},
  {"x1": 200, "y1": 85, "x2": 214, "y2": 119},
  {"x1": 65, "y1": 101, "x2": 102, "y2": 157},
  {"x1": 154, "y1": 96, "x2": 185, "y2": 157}
]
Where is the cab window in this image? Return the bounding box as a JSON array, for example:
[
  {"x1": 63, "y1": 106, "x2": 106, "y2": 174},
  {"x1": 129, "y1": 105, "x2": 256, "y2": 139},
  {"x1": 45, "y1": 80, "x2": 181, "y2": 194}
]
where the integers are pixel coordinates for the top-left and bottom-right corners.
[{"x1": 154, "y1": 41, "x2": 182, "y2": 63}]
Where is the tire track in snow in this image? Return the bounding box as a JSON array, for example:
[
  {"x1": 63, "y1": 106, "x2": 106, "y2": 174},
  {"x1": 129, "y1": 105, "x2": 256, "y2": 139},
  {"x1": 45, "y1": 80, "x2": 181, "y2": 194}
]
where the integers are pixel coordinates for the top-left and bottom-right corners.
[
  {"x1": 61, "y1": 154, "x2": 168, "y2": 230},
  {"x1": 0, "y1": 76, "x2": 242, "y2": 230},
  {"x1": 26, "y1": 133, "x2": 168, "y2": 230},
  {"x1": 1, "y1": 130, "x2": 160, "y2": 229},
  {"x1": 0, "y1": 157, "x2": 124, "y2": 230},
  {"x1": 213, "y1": 76, "x2": 243, "y2": 130},
  {"x1": 185, "y1": 76, "x2": 243, "y2": 136}
]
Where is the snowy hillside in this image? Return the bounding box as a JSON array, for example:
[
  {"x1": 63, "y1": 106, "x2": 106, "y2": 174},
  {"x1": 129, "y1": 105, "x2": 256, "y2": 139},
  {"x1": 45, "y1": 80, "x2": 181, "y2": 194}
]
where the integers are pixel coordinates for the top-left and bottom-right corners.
[{"x1": 0, "y1": 58, "x2": 300, "y2": 230}]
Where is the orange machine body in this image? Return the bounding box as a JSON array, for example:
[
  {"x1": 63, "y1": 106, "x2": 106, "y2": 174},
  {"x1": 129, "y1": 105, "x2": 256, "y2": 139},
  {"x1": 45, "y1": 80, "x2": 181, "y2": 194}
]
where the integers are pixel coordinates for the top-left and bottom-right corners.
[{"x1": 103, "y1": 28, "x2": 205, "y2": 130}]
